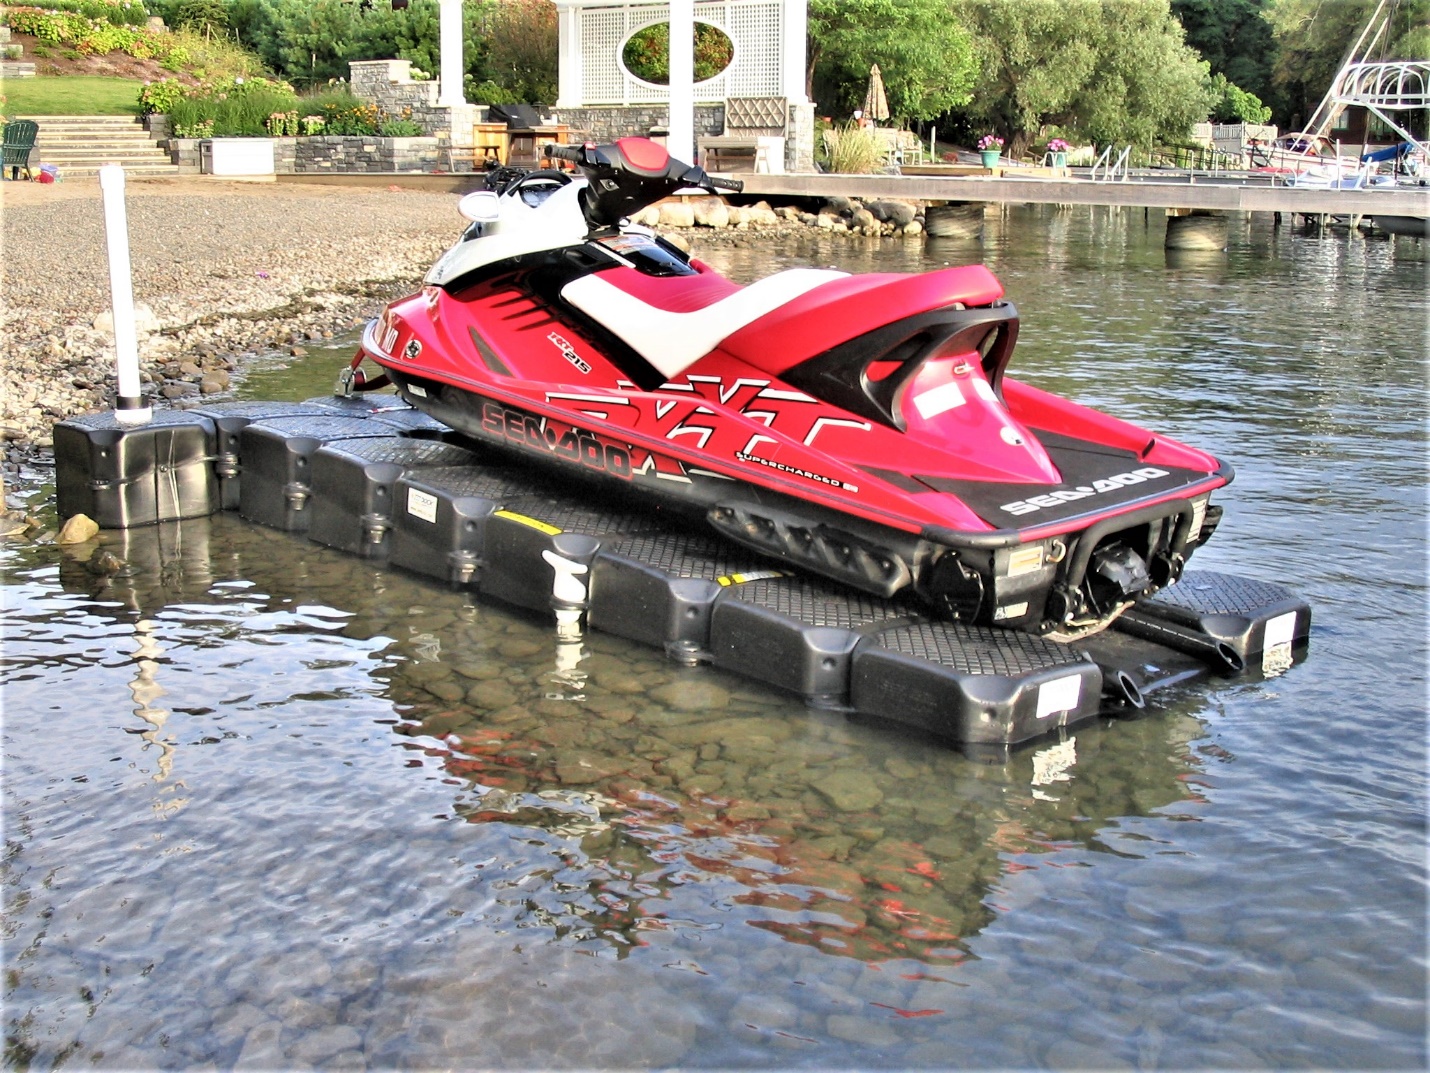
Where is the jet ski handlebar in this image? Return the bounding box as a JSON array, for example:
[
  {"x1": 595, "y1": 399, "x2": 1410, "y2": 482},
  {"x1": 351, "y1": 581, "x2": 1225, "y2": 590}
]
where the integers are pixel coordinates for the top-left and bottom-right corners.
[{"x1": 545, "y1": 138, "x2": 744, "y2": 227}]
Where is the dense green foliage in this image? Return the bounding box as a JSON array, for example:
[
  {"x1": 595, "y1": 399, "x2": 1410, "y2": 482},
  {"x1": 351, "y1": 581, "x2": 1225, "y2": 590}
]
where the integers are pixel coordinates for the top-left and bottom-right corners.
[
  {"x1": 1172, "y1": 0, "x2": 1278, "y2": 114},
  {"x1": 621, "y1": 21, "x2": 734, "y2": 85},
  {"x1": 948, "y1": 0, "x2": 1214, "y2": 155},
  {"x1": 1207, "y1": 71, "x2": 1271, "y2": 124},
  {"x1": 807, "y1": 0, "x2": 976, "y2": 121}
]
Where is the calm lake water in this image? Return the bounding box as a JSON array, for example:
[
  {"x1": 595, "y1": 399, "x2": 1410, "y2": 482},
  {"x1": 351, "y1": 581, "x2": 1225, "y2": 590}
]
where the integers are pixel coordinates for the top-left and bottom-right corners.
[{"x1": 4, "y1": 207, "x2": 1426, "y2": 1070}]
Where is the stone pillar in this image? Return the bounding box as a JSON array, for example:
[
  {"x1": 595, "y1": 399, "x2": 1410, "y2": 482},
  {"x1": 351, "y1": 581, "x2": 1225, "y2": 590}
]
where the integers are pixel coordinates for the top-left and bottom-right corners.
[
  {"x1": 667, "y1": 0, "x2": 695, "y2": 164},
  {"x1": 438, "y1": 0, "x2": 465, "y2": 107}
]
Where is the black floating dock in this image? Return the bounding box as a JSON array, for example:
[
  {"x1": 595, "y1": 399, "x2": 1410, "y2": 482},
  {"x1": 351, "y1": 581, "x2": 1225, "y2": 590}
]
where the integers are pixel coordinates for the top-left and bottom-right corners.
[{"x1": 51, "y1": 401, "x2": 1313, "y2": 749}]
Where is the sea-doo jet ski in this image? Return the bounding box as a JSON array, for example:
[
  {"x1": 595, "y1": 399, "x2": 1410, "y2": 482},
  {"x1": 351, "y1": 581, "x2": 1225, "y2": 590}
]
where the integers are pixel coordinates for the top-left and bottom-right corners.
[{"x1": 346, "y1": 137, "x2": 1231, "y2": 638}]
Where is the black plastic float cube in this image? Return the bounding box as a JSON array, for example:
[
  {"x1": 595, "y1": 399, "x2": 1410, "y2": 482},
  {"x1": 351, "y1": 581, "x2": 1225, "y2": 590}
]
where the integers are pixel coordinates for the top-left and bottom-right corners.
[
  {"x1": 1115, "y1": 570, "x2": 1312, "y2": 676},
  {"x1": 54, "y1": 410, "x2": 218, "y2": 527},
  {"x1": 588, "y1": 531, "x2": 784, "y2": 661},
  {"x1": 478, "y1": 495, "x2": 652, "y2": 620},
  {"x1": 708, "y1": 575, "x2": 920, "y2": 705},
  {"x1": 307, "y1": 438, "x2": 481, "y2": 558},
  {"x1": 188, "y1": 400, "x2": 335, "y2": 510},
  {"x1": 851, "y1": 622, "x2": 1104, "y2": 746},
  {"x1": 387, "y1": 464, "x2": 535, "y2": 587},
  {"x1": 237, "y1": 415, "x2": 396, "y2": 533}
]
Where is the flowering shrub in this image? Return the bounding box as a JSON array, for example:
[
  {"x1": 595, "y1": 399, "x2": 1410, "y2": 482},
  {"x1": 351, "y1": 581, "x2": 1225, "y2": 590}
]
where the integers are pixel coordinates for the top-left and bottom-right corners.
[
  {"x1": 173, "y1": 117, "x2": 213, "y2": 138},
  {"x1": 1047, "y1": 138, "x2": 1070, "y2": 153},
  {"x1": 137, "y1": 76, "x2": 184, "y2": 116},
  {"x1": 976, "y1": 134, "x2": 1004, "y2": 151},
  {"x1": 266, "y1": 110, "x2": 299, "y2": 136},
  {"x1": 8, "y1": 6, "x2": 177, "y2": 63}
]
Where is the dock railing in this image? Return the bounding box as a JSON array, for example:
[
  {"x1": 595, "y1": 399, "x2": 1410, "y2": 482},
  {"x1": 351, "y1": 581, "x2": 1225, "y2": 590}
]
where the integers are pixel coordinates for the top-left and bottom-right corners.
[{"x1": 1091, "y1": 145, "x2": 1132, "y2": 182}]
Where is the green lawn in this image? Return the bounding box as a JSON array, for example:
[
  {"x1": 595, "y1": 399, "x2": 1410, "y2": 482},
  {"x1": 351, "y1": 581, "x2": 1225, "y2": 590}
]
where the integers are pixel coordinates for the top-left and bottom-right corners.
[{"x1": 1, "y1": 76, "x2": 143, "y2": 116}]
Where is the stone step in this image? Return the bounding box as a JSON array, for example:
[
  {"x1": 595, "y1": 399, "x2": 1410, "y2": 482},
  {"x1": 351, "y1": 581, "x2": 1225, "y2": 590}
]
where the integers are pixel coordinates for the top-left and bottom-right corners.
[
  {"x1": 2, "y1": 62, "x2": 36, "y2": 78},
  {"x1": 32, "y1": 163, "x2": 182, "y2": 180},
  {"x1": 37, "y1": 137, "x2": 166, "y2": 151},
  {"x1": 37, "y1": 149, "x2": 173, "y2": 165},
  {"x1": 33, "y1": 123, "x2": 153, "y2": 132},
  {"x1": 16, "y1": 114, "x2": 145, "y2": 123}
]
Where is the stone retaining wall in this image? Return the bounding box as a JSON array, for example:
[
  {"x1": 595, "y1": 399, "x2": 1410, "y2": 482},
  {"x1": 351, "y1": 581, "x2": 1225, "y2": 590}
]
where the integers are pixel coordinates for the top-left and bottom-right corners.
[
  {"x1": 554, "y1": 105, "x2": 725, "y2": 145},
  {"x1": 167, "y1": 136, "x2": 442, "y2": 175}
]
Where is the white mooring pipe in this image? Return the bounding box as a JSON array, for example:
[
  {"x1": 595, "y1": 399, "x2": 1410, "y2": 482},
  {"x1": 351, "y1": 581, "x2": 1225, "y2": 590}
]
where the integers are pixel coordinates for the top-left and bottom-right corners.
[{"x1": 98, "y1": 164, "x2": 152, "y2": 426}]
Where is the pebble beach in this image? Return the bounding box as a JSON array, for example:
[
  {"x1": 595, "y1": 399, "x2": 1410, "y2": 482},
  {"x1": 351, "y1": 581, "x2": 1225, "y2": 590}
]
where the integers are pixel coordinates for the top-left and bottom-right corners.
[
  {"x1": 0, "y1": 176, "x2": 920, "y2": 451},
  {"x1": 0, "y1": 178, "x2": 468, "y2": 448}
]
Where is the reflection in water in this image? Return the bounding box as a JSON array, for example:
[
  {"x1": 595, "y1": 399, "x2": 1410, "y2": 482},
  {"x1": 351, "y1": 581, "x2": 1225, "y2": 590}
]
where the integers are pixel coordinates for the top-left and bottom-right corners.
[
  {"x1": 47, "y1": 513, "x2": 1206, "y2": 980},
  {"x1": 4, "y1": 206, "x2": 1425, "y2": 1070}
]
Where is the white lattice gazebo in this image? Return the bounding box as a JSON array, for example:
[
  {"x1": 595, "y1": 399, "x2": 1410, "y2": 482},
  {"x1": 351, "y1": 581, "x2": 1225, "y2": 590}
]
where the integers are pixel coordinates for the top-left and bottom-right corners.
[
  {"x1": 555, "y1": 0, "x2": 806, "y2": 106},
  {"x1": 553, "y1": 0, "x2": 813, "y2": 171}
]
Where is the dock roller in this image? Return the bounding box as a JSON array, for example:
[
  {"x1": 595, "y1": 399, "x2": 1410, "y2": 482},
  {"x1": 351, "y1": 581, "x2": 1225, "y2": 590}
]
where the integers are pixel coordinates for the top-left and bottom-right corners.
[{"x1": 1114, "y1": 571, "x2": 1311, "y2": 676}]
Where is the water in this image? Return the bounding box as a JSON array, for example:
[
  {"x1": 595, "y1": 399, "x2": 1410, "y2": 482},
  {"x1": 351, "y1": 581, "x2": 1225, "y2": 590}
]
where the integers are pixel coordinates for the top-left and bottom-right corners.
[{"x1": 4, "y1": 208, "x2": 1426, "y2": 1070}]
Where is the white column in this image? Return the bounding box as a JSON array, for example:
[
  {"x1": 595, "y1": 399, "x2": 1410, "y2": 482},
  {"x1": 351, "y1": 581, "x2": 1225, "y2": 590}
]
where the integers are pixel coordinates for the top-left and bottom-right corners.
[
  {"x1": 668, "y1": 0, "x2": 695, "y2": 164},
  {"x1": 437, "y1": 0, "x2": 466, "y2": 106},
  {"x1": 781, "y1": 0, "x2": 809, "y2": 102},
  {"x1": 555, "y1": 0, "x2": 582, "y2": 108},
  {"x1": 98, "y1": 165, "x2": 151, "y2": 426}
]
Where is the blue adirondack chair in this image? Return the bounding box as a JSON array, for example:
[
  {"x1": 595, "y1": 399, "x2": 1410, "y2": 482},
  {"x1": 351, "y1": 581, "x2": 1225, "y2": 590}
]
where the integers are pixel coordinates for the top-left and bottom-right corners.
[{"x1": 3, "y1": 119, "x2": 39, "y2": 180}]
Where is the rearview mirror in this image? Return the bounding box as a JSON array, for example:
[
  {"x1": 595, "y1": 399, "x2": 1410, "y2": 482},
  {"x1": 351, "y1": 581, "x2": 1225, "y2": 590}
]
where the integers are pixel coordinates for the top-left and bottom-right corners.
[{"x1": 458, "y1": 190, "x2": 502, "y2": 223}]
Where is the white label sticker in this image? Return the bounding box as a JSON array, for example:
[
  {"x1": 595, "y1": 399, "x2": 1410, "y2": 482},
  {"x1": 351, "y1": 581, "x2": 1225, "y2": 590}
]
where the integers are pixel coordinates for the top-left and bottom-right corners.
[
  {"x1": 407, "y1": 383, "x2": 428, "y2": 398},
  {"x1": 1262, "y1": 611, "x2": 1296, "y2": 675},
  {"x1": 1036, "y1": 674, "x2": 1082, "y2": 719},
  {"x1": 407, "y1": 487, "x2": 438, "y2": 524},
  {"x1": 913, "y1": 380, "x2": 966, "y2": 419}
]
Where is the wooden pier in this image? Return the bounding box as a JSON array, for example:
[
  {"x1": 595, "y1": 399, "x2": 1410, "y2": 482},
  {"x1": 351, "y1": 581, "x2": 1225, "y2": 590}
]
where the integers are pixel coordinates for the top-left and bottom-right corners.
[{"x1": 735, "y1": 170, "x2": 1430, "y2": 218}]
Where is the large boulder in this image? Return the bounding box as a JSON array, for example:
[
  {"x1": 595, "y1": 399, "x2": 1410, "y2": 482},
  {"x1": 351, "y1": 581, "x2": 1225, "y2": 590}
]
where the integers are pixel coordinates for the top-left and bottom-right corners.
[
  {"x1": 690, "y1": 197, "x2": 729, "y2": 228},
  {"x1": 657, "y1": 200, "x2": 695, "y2": 228}
]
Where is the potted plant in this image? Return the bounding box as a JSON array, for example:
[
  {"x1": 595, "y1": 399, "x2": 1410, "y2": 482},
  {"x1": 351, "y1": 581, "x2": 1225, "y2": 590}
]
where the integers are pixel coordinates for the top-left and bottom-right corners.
[
  {"x1": 1047, "y1": 138, "x2": 1070, "y2": 168},
  {"x1": 977, "y1": 135, "x2": 1004, "y2": 168}
]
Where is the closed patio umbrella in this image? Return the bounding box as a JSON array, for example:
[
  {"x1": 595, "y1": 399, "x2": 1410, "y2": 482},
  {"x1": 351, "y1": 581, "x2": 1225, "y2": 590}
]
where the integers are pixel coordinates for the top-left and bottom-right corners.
[{"x1": 863, "y1": 64, "x2": 890, "y2": 124}]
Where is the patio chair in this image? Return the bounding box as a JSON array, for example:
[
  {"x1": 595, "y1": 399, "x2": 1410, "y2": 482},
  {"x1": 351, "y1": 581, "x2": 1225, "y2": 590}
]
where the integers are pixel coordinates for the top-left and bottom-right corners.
[{"x1": 3, "y1": 119, "x2": 38, "y2": 181}]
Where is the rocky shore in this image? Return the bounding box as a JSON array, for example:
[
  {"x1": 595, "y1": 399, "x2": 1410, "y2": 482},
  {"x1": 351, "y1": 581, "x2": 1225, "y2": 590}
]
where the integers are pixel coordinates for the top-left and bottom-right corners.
[{"x1": 0, "y1": 177, "x2": 929, "y2": 451}]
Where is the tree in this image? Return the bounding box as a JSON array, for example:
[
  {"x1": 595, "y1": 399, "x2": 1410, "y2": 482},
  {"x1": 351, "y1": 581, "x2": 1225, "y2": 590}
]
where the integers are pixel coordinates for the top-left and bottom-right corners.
[
  {"x1": 229, "y1": 0, "x2": 490, "y2": 91},
  {"x1": 949, "y1": 0, "x2": 1215, "y2": 156},
  {"x1": 1264, "y1": 0, "x2": 1430, "y2": 130},
  {"x1": 807, "y1": 0, "x2": 977, "y2": 121},
  {"x1": 173, "y1": 0, "x2": 230, "y2": 40},
  {"x1": 1172, "y1": 0, "x2": 1277, "y2": 109},
  {"x1": 1207, "y1": 72, "x2": 1273, "y2": 123},
  {"x1": 478, "y1": 0, "x2": 559, "y2": 103}
]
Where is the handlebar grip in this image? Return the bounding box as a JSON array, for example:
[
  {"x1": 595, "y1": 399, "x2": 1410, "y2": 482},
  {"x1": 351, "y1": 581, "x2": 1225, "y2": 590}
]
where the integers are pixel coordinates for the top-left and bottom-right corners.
[
  {"x1": 545, "y1": 144, "x2": 583, "y2": 163},
  {"x1": 708, "y1": 176, "x2": 745, "y2": 193}
]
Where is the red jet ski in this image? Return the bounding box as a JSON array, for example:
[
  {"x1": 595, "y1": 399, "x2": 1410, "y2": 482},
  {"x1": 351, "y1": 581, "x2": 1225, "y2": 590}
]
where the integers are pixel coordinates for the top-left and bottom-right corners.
[{"x1": 346, "y1": 137, "x2": 1230, "y2": 639}]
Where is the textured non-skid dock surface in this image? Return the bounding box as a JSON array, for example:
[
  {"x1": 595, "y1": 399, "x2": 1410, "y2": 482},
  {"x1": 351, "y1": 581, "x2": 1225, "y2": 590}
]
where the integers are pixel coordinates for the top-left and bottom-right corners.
[{"x1": 50, "y1": 402, "x2": 1313, "y2": 747}]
